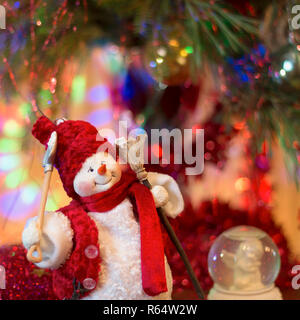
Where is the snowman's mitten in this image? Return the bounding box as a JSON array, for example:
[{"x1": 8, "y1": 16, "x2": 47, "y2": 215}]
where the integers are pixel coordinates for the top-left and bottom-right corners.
[
  {"x1": 147, "y1": 172, "x2": 184, "y2": 219},
  {"x1": 151, "y1": 185, "x2": 169, "y2": 208},
  {"x1": 22, "y1": 212, "x2": 73, "y2": 270}
]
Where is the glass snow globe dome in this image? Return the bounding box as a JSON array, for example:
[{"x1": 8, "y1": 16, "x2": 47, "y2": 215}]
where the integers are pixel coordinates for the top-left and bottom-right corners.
[{"x1": 208, "y1": 225, "x2": 281, "y2": 293}]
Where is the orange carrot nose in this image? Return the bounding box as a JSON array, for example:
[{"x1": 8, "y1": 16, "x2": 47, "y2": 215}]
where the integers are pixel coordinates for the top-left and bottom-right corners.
[{"x1": 98, "y1": 164, "x2": 107, "y2": 175}]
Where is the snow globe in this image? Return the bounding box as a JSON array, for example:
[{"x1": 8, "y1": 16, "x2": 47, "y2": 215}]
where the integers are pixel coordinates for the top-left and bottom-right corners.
[{"x1": 207, "y1": 225, "x2": 282, "y2": 300}]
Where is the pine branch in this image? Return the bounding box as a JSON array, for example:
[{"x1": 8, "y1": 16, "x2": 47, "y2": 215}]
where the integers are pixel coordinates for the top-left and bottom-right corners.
[{"x1": 221, "y1": 49, "x2": 300, "y2": 182}]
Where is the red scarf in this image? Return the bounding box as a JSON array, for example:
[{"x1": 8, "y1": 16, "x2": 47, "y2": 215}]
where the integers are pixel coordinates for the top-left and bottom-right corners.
[{"x1": 52, "y1": 169, "x2": 167, "y2": 299}]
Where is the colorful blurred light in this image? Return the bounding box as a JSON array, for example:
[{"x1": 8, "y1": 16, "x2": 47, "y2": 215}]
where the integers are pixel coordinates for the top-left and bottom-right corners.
[
  {"x1": 152, "y1": 144, "x2": 162, "y2": 158},
  {"x1": 235, "y1": 177, "x2": 251, "y2": 192},
  {"x1": 157, "y1": 47, "x2": 167, "y2": 57},
  {"x1": 149, "y1": 61, "x2": 157, "y2": 68},
  {"x1": 39, "y1": 89, "x2": 52, "y2": 106},
  {"x1": 87, "y1": 85, "x2": 109, "y2": 104},
  {"x1": 259, "y1": 178, "x2": 271, "y2": 203},
  {"x1": 169, "y1": 39, "x2": 179, "y2": 47},
  {"x1": 233, "y1": 121, "x2": 245, "y2": 130},
  {"x1": 102, "y1": 45, "x2": 124, "y2": 74},
  {"x1": 279, "y1": 69, "x2": 286, "y2": 77},
  {"x1": 85, "y1": 109, "x2": 113, "y2": 127},
  {"x1": 130, "y1": 127, "x2": 147, "y2": 137},
  {"x1": 282, "y1": 60, "x2": 293, "y2": 72},
  {"x1": 5, "y1": 168, "x2": 28, "y2": 189},
  {"x1": 20, "y1": 184, "x2": 39, "y2": 205},
  {"x1": 3, "y1": 119, "x2": 25, "y2": 138},
  {"x1": 180, "y1": 49, "x2": 188, "y2": 57},
  {"x1": 255, "y1": 154, "x2": 270, "y2": 172},
  {"x1": 136, "y1": 114, "x2": 145, "y2": 126},
  {"x1": 177, "y1": 56, "x2": 186, "y2": 65},
  {"x1": 49, "y1": 77, "x2": 57, "y2": 94},
  {"x1": 185, "y1": 46, "x2": 193, "y2": 54},
  {"x1": 204, "y1": 152, "x2": 212, "y2": 161},
  {"x1": 206, "y1": 141, "x2": 215, "y2": 151},
  {"x1": 0, "y1": 188, "x2": 40, "y2": 221},
  {"x1": 19, "y1": 103, "x2": 31, "y2": 118},
  {"x1": 14, "y1": 1, "x2": 20, "y2": 9},
  {"x1": 0, "y1": 154, "x2": 20, "y2": 172},
  {"x1": 71, "y1": 75, "x2": 86, "y2": 103},
  {"x1": 0, "y1": 139, "x2": 20, "y2": 153}
]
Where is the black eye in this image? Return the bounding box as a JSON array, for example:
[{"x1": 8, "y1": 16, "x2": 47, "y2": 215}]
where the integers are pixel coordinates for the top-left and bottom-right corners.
[{"x1": 88, "y1": 167, "x2": 94, "y2": 172}]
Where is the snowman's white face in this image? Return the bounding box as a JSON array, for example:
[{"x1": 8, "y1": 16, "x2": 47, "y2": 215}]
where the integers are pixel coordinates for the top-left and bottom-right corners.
[{"x1": 73, "y1": 152, "x2": 122, "y2": 197}]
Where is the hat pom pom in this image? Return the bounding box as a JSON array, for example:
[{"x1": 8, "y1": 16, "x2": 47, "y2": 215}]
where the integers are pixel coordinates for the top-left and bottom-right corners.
[{"x1": 32, "y1": 116, "x2": 56, "y2": 146}]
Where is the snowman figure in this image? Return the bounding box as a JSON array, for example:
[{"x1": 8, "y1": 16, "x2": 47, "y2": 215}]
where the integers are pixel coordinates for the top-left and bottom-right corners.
[
  {"x1": 221, "y1": 238, "x2": 265, "y2": 291},
  {"x1": 22, "y1": 116, "x2": 184, "y2": 300}
]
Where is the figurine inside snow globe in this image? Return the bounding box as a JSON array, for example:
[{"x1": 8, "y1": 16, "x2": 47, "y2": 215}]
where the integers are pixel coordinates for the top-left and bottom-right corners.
[{"x1": 207, "y1": 225, "x2": 282, "y2": 300}]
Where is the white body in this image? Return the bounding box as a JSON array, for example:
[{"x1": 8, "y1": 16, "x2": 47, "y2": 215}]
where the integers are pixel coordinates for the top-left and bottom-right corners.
[
  {"x1": 22, "y1": 171, "x2": 184, "y2": 300},
  {"x1": 84, "y1": 198, "x2": 173, "y2": 300}
]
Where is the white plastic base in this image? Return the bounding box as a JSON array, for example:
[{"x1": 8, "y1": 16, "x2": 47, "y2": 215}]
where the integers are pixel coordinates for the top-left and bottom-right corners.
[{"x1": 208, "y1": 284, "x2": 283, "y2": 300}]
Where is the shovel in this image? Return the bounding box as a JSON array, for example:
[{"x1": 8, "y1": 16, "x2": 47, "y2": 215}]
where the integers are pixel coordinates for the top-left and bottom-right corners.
[{"x1": 27, "y1": 131, "x2": 58, "y2": 264}]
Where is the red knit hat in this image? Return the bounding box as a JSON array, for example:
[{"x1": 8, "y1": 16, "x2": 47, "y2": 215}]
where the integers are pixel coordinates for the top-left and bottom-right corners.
[{"x1": 32, "y1": 116, "x2": 114, "y2": 199}]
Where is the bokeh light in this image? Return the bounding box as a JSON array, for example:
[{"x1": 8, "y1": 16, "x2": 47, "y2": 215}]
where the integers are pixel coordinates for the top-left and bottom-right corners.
[
  {"x1": 0, "y1": 154, "x2": 20, "y2": 172},
  {"x1": 235, "y1": 177, "x2": 251, "y2": 192},
  {"x1": 71, "y1": 75, "x2": 86, "y2": 103},
  {"x1": 0, "y1": 188, "x2": 40, "y2": 221},
  {"x1": 3, "y1": 120, "x2": 25, "y2": 138},
  {"x1": 0, "y1": 139, "x2": 20, "y2": 153},
  {"x1": 5, "y1": 168, "x2": 28, "y2": 189},
  {"x1": 87, "y1": 85, "x2": 110, "y2": 104}
]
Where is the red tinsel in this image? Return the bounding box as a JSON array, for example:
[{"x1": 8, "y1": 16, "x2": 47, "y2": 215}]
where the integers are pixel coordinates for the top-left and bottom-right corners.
[{"x1": 0, "y1": 245, "x2": 57, "y2": 300}]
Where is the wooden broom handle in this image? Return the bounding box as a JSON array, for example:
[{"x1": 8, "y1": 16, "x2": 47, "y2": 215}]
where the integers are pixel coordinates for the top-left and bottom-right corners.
[{"x1": 26, "y1": 170, "x2": 52, "y2": 263}]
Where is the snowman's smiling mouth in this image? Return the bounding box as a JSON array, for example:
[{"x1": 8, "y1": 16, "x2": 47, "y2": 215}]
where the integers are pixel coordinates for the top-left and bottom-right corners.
[{"x1": 95, "y1": 176, "x2": 113, "y2": 186}]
